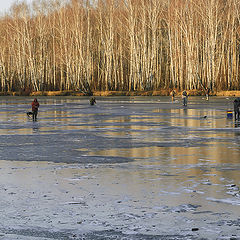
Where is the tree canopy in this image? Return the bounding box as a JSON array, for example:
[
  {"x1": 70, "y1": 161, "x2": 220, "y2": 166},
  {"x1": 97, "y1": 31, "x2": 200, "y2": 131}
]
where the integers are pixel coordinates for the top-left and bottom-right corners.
[{"x1": 0, "y1": 0, "x2": 240, "y2": 93}]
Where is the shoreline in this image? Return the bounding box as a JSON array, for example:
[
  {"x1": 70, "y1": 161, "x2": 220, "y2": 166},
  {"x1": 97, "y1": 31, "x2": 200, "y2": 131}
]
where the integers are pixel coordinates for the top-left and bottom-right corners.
[{"x1": 0, "y1": 90, "x2": 240, "y2": 97}]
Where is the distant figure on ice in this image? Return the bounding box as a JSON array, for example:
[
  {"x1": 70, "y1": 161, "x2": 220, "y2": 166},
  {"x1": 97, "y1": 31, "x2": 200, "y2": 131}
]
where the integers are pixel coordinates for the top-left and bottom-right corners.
[
  {"x1": 31, "y1": 98, "x2": 40, "y2": 121},
  {"x1": 171, "y1": 90, "x2": 176, "y2": 102},
  {"x1": 205, "y1": 88, "x2": 210, "y2": 101},
  {"x1": 233, "y1": 98, "x2": 240, "y2": 121},
  {"x1": 182, "y1": 90, "x2": 188, "y2": 106},
  {"x1": 90, "y1": 97, "x2": 96, "y2": 106}
]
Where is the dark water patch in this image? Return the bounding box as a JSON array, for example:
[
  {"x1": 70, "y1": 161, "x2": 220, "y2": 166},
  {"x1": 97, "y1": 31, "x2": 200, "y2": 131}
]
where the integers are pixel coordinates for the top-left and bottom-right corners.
[
  {"x1": 84, "y1": 230, "x2": 196, "y2": 240},
  {"x1": 207, "y1": 197, "x2": 240, "y2": 206},
  {"x1": 216, "y1": 166, "x2": 240, "y2": 172},
  {"x1": 192, "y1": 211, "x2": 213, "y2": 215},
  {"x1": 0, "y1": 152, "x2": 132, "y2": 164},
  {"x1": 163, "y1": 204, "x2": 201, "y2": 213},
  {"x1": 0, "y1": 133, "x2": 136, "y2": 163},
  {"x1": 210, "y1": 219, "x2": 240, "y2": 227},
  {"x1": 0, "y1": 228, "x2": 197, "y2": 240},
  {"x1": 0, "y1": 130, "x2": 213, "y2": 164},
  {"x1": 160, "y1": 173, "x2": 179, "y2": 177},
  {"x1": 0, "y1": 228, "x2": 73, "y2": 240}
]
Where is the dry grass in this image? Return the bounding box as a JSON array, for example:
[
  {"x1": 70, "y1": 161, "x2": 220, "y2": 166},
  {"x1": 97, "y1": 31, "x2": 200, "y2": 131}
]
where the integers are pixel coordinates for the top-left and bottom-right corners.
[
  {"x1": 1, "y1": 90, "x2": 240, "y2": 97},
  {"x1": 216, "y1": 91, "x2": 240, "y2": 97}
]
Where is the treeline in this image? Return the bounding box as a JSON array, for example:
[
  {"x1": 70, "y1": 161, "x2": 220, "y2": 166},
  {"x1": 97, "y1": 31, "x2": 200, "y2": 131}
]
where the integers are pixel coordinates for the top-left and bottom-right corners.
[{"x1": 0, "y1": 0, "x2": 240, "y2": 93}]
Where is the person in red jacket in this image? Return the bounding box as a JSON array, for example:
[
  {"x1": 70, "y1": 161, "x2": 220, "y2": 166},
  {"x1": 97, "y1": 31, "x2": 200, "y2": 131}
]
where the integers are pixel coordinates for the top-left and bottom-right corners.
[{"x1": 32, "y1": 98, "x2": 40, "y2": 121}]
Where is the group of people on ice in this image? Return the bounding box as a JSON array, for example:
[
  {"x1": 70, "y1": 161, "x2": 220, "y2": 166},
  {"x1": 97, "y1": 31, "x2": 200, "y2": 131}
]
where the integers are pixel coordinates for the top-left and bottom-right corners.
[
  {"x1": 27, "y1": 97, "x2": 97, "y2": 121},
  {"x1": 171, "y1": 87, "x2": 210, "y2": 106},
  {"x1": 27, "y1": 91, "x2": 240, "y2": 122},
  {"x1": 171, "y1": 89, "x2": 240, "y2": 121}
]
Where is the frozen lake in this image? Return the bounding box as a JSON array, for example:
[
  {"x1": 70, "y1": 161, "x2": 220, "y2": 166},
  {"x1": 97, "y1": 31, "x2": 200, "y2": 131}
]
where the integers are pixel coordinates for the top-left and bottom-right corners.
[{"x1": 0, "y1": 96, "x2": 239, "y2": 239}]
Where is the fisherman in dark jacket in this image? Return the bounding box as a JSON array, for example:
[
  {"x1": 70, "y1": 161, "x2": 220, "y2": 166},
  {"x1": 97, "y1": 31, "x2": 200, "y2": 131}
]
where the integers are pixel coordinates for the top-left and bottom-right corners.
[
  {"x1": 233, "y1": 98, "x2": 240, "y2": 121},
  {"x1": 90, "y1": 97, "x2": 96, "y2": 106},
  {"x1": 182, "y1": 90, "x2": 188, "y2": 106}
]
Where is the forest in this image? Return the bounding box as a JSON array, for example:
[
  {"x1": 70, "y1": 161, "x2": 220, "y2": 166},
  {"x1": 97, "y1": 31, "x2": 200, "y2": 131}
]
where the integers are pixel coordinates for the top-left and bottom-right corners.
[{"x1": 0, "y1": 0, "x2": 240, "y2": 94}]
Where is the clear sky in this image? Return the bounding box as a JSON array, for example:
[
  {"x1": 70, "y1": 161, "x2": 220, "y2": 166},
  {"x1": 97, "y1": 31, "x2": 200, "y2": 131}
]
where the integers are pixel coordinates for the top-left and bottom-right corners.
[
  {"x1": 0, "y1": 0, "x2": 16, "y2": 14},
  {"x1": 0, "y1": 0, "x2": 32, "y2": 14}
]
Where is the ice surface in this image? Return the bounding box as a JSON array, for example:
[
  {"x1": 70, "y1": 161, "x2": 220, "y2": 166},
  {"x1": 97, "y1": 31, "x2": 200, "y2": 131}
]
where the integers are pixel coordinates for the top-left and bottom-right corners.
[{"x1": 0, "y1": 96, "x2": 239, "y2": 239}]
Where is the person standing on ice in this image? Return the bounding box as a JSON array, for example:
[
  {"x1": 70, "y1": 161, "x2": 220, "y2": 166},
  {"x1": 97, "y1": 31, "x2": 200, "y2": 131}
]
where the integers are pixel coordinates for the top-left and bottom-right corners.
[
  {"x1": 233, "y1": 98, "x2": 240, "y2": 121},
  {"x1": 182, "y1": 90, "x2": 188, "y2": 106},
  {"x1": 32, "y1": 98, "x2": 40, "y2": 121},
  {"x1": 89, "y1": 97, "x2": 96, "y2": 105},
  {"x1": 206, "y1": 88, "x2": 210, "y2": 101},
  {"x1": 171, "y1": 89, "x2": 176, "y2": 102}
]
